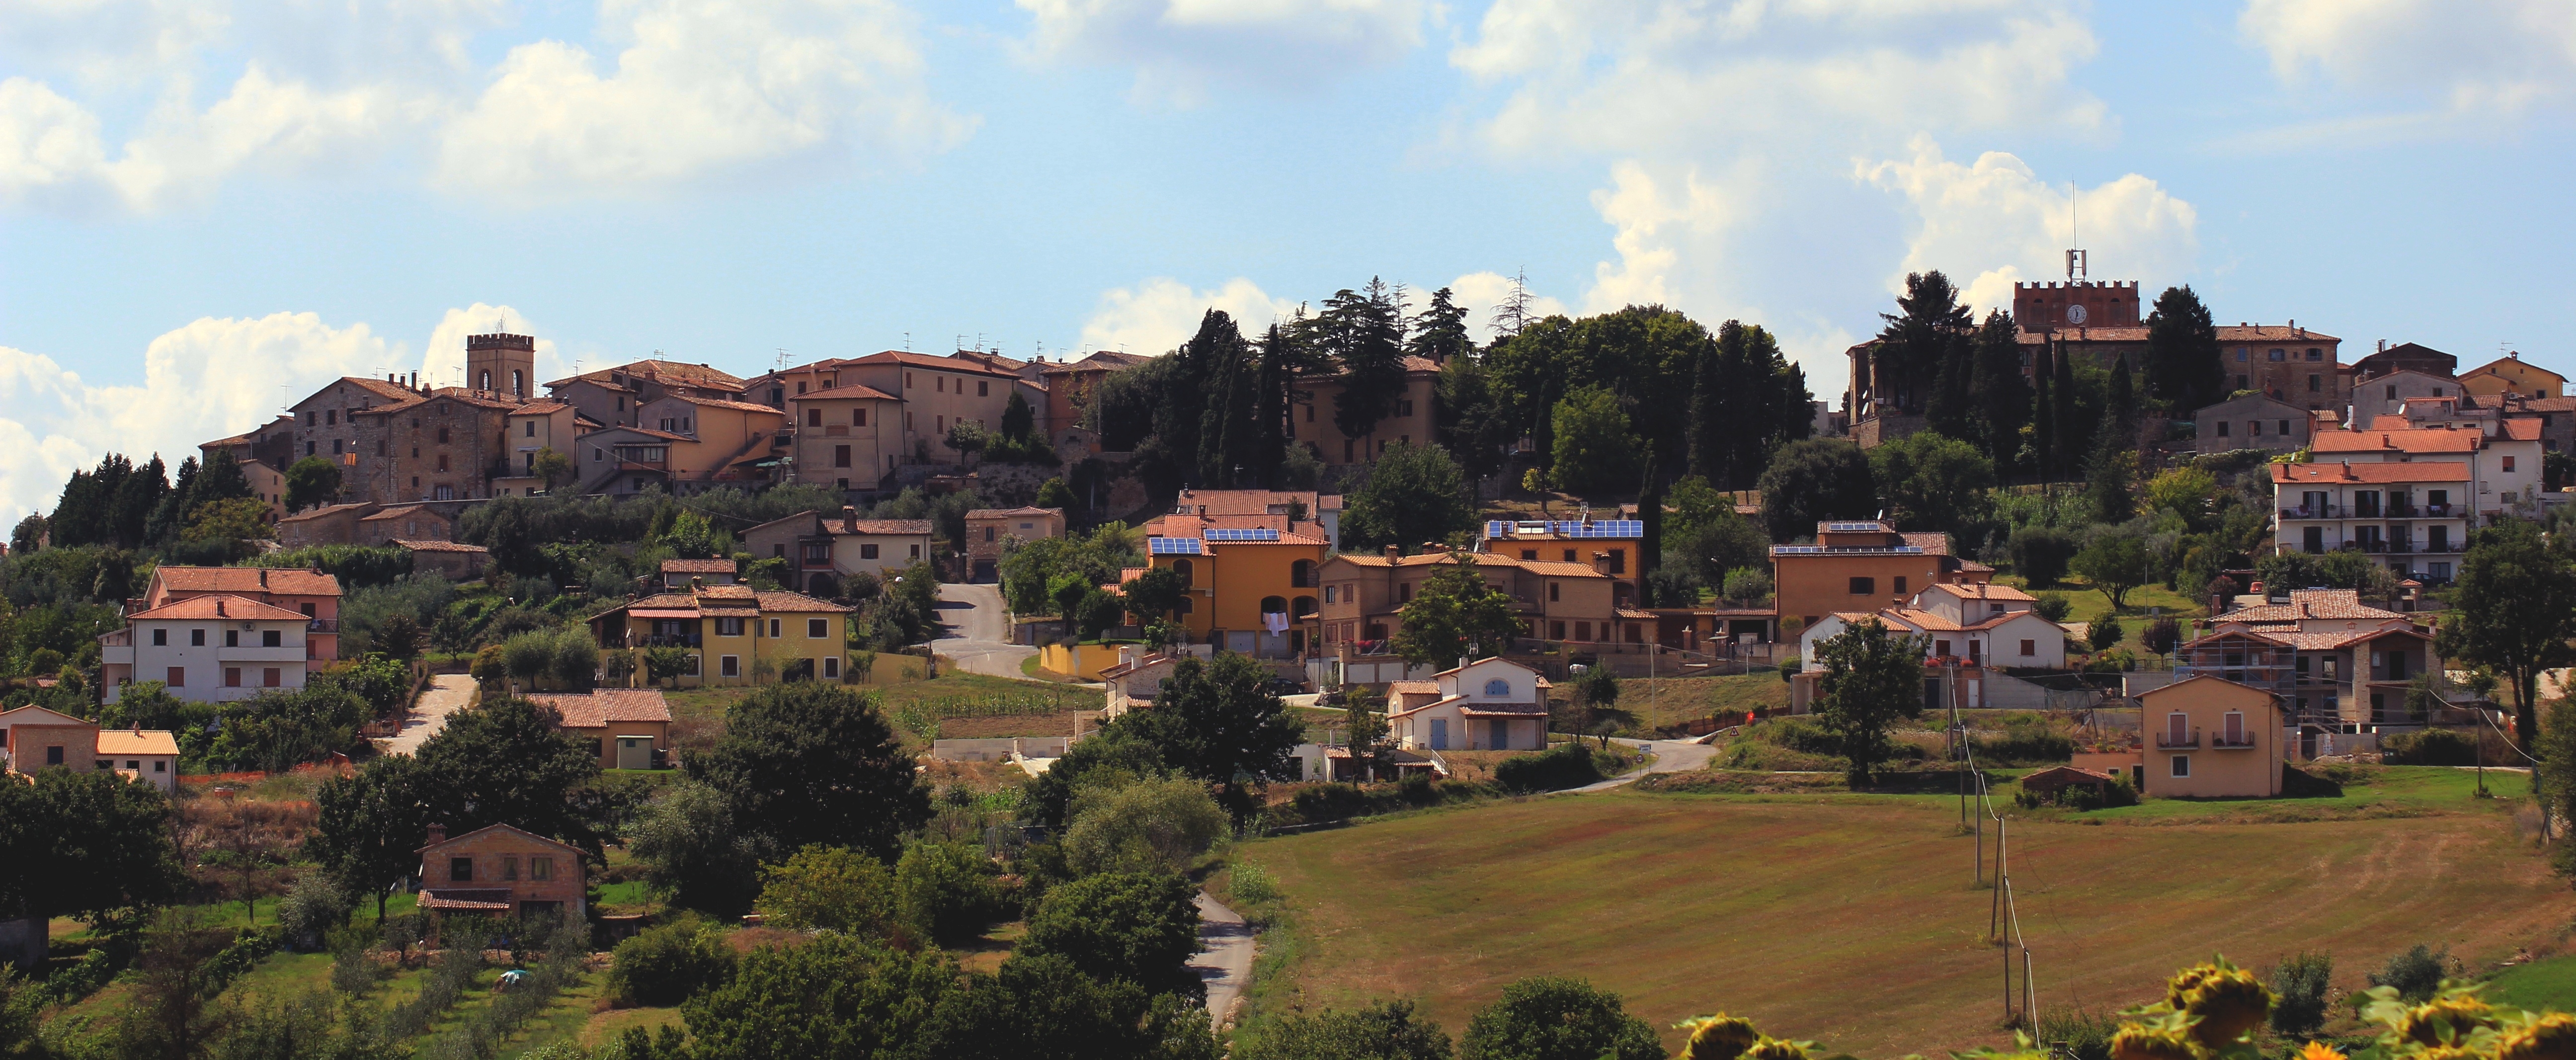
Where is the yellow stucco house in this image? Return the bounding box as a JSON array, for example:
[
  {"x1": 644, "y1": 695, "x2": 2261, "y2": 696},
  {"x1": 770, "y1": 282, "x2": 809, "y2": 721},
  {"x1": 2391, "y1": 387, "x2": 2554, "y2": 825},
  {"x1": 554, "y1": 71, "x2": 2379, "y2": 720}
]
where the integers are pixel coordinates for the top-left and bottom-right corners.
[
  {"x1": 1140, "y1": 523, "x2": 1328, "y2": 658},
  {"x1": 587, "y1": 583, "x2": 854, "y2": 687},
  {"x1": 2139, "y1": 676, "x2": 2283, "y2": 798},
  {"x1": 2461, "y1": 353, "x2": 2566, "y2": 401}
]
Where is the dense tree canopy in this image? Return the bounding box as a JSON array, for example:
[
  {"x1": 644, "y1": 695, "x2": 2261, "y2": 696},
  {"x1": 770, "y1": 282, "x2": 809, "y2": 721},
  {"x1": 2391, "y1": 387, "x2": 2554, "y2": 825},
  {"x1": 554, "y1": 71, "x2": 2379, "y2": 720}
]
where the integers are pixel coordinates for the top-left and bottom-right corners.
[
  {"x1": 1756, "y1": 438, "x2": 1877, "y2": 542},
  {"x1": 1814, "y1": 619, "x2": 1930, "y2": 788},
  {"x1": 2436, "y1": 519, "x2": 2576, "y2": 754},
  {"x1": 1393, "y1": 557, "x2": 1524, "y2": 667},
  {"x1": 1342, "y1": 441, "x2": 1475, "y2": 552},
  {"x1": 687, "y1": 682, "x2": 932, "y2": 859},
  {"x1": 0, "y1": 769, "x2": 184, "y2": 922},
  {"x1": 2144, "y1": 285, "x2": 2224, "y2": 412}
]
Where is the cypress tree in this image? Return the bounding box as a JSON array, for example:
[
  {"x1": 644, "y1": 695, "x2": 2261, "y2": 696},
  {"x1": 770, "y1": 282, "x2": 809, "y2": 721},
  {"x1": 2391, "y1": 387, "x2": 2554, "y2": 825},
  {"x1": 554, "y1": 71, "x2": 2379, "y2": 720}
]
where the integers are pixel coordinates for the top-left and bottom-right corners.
[
  {"x1": 2052, "y1": 344, "x2": 2080, "y2": 482},
  {"x1": 2106, "y1": 353, "x2": 2137, "y2": 446},
  {"x1": 1967, "y1": 311, "x2": 2029, "y2": 472},
  {"x1": 2030, "y1": 350, "x2": 2056, "y2": 481}
]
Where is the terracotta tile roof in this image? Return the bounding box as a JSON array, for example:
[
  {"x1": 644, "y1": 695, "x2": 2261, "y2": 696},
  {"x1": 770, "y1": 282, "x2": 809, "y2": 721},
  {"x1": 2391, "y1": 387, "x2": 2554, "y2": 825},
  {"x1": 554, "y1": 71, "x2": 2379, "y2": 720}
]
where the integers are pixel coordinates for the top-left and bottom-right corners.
[
  {"x1": 1923, "y1": 582, "x2": 2034, "y2": 602},
  {"x1": 966, "y1": 507, "x2": 1063, "y2": 519},
  {"x1": 415, "y1": 822, "x2": 585, "y2": 858},
  {"x1": 359, "y1": 505, "x2": 441, "y2": 522},
  {"x1": 2218, "y1": 590, "x2": 2408, "y2": 625},
  {"x1": 1167, "y1": 489, "x2": 1343, "y2": 516},
  {"x1": 2502, "y1": 418, "x2": 2543, "y2": 441},
  {"x1": 394, "y1": 540, "x2": 486, "y2": 553},
  {"x1": 1039, "y1": 351, "x2": 1150, "y2": 375},
  {"x1": 1458, "y1": 703, "x2": 1550, "y2": 717},
  {"x1": 2512, "y1": 397, "x2": 2576, "y2": 412},
  {"x1": 847, "y1": 350, "x2": 1023, "y2": 378},
  {"x1": 95, "y1": 729, "x2": 180, "y2": 756},
  {"x1": 664, "y1": 396, "x2": 789, "y2": 415},
  {"x1": 2309, "y1": 428, "x2": 2482, "y2": 454},
  {"x1": 1900, "y1": 532, "x2": 1953, "y2": 555},
  {"x1": 2271, "y1": 461, "x2": 2469, "y2": 484},
  {"x1": 510, "y1": 401, "x2": 572, "y2": 414},
  {"x1": 417, "y1": 890, "x2": 515, "y2": 912},
  {"x1": 824, "y1": 518, "x2": 935, "y2": 536},
  {"x1": 2215, "y1": 325, "x2": 2341, "y2": 343},
  {"x1": 154, "y1": 566, "x2": 341, "y2": 597},
  {"x1": 527, "y1": 690, "x2": 674, "y2": 728},
  {"x1": 129, "y1": 595, "x2": 313, "y2": 622},
  {"x1": 278, "y1": 502, "x2": 376, "y2": 524},
  {"x1": 594, "y1": 426, "x2": 695, "y2": 442},
  {"x1": 1387, "y1": 680, "x2": 1440, "y2": 695},
  {"x1": 661, "y1": 559, "x2": 736, "y2": 574},
  {"x1": 339, "y1": 376, "x2": 423, "y2": 402},
  {"x1": 752, "y1": 590, "x2": 852, "y2": 613},
  {"x1": 797, "y1": 383, "x2": 902, "y2": 402}
]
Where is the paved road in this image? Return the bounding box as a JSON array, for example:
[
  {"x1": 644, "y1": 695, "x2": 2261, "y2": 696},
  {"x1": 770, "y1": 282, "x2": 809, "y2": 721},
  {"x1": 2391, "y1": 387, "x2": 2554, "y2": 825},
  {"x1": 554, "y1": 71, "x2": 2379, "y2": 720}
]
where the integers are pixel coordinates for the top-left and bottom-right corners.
[
  {"x1": 1191, "y1": 892, "x2": 1255, "y2": 1030},
  {"x1": 377, "y1": 674, "x2": 475, "y2": 756},
  {"x1": 931, "y1": 582, "x2": 1039, "y2": 679},
  {"x1": 1569, "y1": 736, "x2": 1723, "y2": 793}
]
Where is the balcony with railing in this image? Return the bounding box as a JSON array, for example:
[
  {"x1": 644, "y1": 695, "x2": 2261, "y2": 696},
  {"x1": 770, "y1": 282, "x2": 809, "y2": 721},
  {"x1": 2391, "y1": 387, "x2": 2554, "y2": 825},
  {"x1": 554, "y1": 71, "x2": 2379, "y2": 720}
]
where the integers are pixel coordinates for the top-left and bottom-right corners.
[
  {"x1": 2155, "y1": 730, "x2": 2200, "y2": 749},
  {"x1": 2280, "y1": 503, "x2": 2344, "y2": 519},
  {"x1": 307, "y1": 618, "x2": 339, "y2": 633},
  {"x1": 2210, "y1": 731, "x2": 2258, "y2": 748}
]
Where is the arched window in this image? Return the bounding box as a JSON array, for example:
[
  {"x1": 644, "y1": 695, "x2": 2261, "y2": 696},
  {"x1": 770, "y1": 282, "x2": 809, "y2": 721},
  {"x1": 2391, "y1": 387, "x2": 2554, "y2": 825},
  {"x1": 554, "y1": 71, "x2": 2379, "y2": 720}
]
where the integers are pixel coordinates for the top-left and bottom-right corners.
[
  {"x1": 1290, "y1": 559, "x2": 1314, "y2": 588},
  {"x1": 1292, "y1": 595, "x2": 1316, "y2": 619},
  {"x1": 1260, "y1": 595, "x2": 1288, "y2": 615},
  {"x1": 1483, "y1": 678, "x2": 1511, "y2": 697},
  {"x1": 1172, "y1": 559, "x2": 1193, "y2": 587},
  {"x1": 512, "y1": 369, "x2": 525, "y2": 396},
  {"x1": 478, "y1": 369, "x2": 492, "y2": 391}
]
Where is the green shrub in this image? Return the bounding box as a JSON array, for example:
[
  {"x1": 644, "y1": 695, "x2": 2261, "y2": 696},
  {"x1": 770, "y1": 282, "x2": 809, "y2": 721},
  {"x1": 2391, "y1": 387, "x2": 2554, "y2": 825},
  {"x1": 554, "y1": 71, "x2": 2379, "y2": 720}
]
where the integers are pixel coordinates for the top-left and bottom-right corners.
[
  {"x1": 1972, "y1": 719, "x2": 2075, "y2": 766},
  {"x1": 2088, "y1": 613, "x2": 2124, "y2": 652},
  {"x1": 2368, "y1": 944, "x2": 2448, "y2": 1003},
  {"x1": 608, "y1": 918, "x2": 736, "y2": 1008},
  {"x1": 2382, "y1": 729, "x2": 2478, "y2": 766},
  {"x1": 2032, "y1": 592, "x2": 2073, "y2": 623},
  {"x1": 1227, "y1": 861, "x2": 1282, "y2": 906},
  {"x1": 2269, "y1": 951, "x2": 2333, "y2": 1037},
  {"x1": 275, "y1": 872, "x2": 351, "y2": 952},
  {"x1": 894, "y1": 840, "x2": 1007, "y2": 943},
  {"x1": 2035, "y1": 1005, "x2": 2118, "y2": 1060},
  {"x1": 1494, "y1": 742, "x2": 1605, "y2": 793}
]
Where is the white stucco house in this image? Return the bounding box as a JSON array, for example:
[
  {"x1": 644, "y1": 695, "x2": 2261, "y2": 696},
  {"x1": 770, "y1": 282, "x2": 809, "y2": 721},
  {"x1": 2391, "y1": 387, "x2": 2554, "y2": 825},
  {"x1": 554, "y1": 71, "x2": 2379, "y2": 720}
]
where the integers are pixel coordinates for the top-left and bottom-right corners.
[
  {"x1": 100, "y1": 594, "x2": 314, "y2": 704},
  {"x1": 1798, "y1": 581, "x2": 2068, "y2": 674},
  {"x1": 1386, "y1": 657, "x2": 1551, "y2": 752}
]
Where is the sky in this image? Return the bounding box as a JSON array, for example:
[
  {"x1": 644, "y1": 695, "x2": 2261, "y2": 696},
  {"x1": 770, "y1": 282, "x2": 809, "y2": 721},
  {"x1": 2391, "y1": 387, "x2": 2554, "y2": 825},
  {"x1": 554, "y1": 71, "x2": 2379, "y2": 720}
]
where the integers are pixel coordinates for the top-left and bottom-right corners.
[{"x1": 4, "y1": 0, "x2": 2575, "y2": 524}]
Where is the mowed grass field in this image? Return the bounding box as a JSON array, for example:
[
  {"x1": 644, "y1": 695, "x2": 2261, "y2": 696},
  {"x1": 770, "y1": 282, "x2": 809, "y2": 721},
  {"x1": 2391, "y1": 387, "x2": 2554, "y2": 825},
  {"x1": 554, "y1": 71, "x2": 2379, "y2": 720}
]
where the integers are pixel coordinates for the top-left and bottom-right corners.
[{"x1": 1240, "y1": 783, "x2": 2573, "y2": 1057}]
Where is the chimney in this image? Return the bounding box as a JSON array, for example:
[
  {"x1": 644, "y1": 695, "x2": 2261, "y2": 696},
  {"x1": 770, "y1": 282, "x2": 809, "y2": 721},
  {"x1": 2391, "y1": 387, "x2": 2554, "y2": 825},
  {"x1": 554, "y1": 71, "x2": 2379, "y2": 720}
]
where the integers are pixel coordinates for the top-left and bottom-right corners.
[
  {"x1": 216, "y1": 599, "x2": 225, "y2": 617},
  {"x1": 1384, "y1": 545, "x2": 1401, "y2": 561},
  {"x1": 842, "y1": 504, "x2": 859, "y2": 525},
  {"x1": 426, "y1": 822, "x2": 447, "y2": 844}
]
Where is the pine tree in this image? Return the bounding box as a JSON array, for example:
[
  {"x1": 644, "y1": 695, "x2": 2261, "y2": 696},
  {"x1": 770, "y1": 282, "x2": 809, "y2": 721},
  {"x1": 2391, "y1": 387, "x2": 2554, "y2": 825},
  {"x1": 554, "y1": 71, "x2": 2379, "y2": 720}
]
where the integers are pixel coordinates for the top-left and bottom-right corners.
[
  {"x1": 1406, "y1": 287, "x2": 1474, "y2": 365},
  {"x1": 1688, "y1": 323, "x2": 1727, "y2": 481},
  {"x1": 1493, "y1": 268, "x2": 1535, "y2": 339},
  {"x1": 1966, "y1": 311, "x2": 2029, "y2": 471},
  {"x1": 2052, "y1": 344, "x2": 2081, "y2": 482},
  {"x1": 2030, "y1": 350, "x2": 2056, "y2": 479},
  {"x1": 1321, "y1": 281, "x2": 1407, "y2": 444},
  {"x1": 2144, "y1": 285, "x2": 2224, "y2": 412},
  {"x1": 1252, "y1": 326, "x2": 1290, "y2": 489},
  {"x1": 1875, "y1": 271, "x2": 1972, "y2": 416}
]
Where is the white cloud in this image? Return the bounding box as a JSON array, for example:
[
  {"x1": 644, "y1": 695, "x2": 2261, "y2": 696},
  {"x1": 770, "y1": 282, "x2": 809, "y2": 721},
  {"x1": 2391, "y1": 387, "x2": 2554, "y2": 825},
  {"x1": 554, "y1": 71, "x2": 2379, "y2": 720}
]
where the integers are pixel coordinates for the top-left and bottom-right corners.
[
  {"x1": 1075, "y1": 277, "x2": 1302, "y2": 355},
  {"x1": 1858, "y1": 137, "x2": 2198, "y2": 314},
  {"x1": 2243, "y1": 0, "x2": 2576, "y2": 120},
  {"x1": 433, "y1": 0, "x2": 973, "y2": 195},
  {"x1": 0, "y1": 0, "x2": 976, "y2": 213},
  {"x1": 0, "y1": 312, "x2": 403, "y2": 524},
  {"x1": 1017, "y1": 0, "x2": 1428, "y2": 103},
  {"x1": 1453, "y1": 0, "x2": 2108, "y2": 157}
]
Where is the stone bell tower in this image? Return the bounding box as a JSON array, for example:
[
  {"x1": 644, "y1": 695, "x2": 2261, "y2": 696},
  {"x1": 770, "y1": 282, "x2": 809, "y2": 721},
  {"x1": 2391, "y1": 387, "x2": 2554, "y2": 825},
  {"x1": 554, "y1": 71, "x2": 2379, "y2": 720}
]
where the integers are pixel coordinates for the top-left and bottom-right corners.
[{"x1": 466, "y1": 332, "x2": 536, "y2": 400}]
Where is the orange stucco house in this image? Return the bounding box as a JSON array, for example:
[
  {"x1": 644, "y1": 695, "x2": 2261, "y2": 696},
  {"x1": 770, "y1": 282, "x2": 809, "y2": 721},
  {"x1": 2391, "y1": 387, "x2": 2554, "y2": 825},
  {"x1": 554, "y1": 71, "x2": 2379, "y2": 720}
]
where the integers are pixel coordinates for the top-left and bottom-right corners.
[{"x1": 415, "y1": 823, "x2": 587, "y2": 920}]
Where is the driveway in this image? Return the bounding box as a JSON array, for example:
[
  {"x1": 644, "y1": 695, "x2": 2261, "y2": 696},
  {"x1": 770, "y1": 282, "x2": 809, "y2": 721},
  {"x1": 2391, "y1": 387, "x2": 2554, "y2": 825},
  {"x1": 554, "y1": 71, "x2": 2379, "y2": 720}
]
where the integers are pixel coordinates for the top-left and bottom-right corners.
[
  {"x1": 377, "y1": 674, "x2": 475, "y2": 756},
  {"x1": 1191, "y1": 892, "x2": 1255, "y2": 1030},
  {"x1": 930, "y1": 582, "x2": 1038, "y2": 679},
  {"x1": 1568, "y1": 736, "x2": 1723, "y2": 793}
]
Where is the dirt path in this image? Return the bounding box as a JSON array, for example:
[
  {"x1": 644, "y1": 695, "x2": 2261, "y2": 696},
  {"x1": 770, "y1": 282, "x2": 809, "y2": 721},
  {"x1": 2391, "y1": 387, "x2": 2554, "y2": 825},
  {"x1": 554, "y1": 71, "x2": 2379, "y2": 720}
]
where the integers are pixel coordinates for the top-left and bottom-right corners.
[
  {"x1": 1569, "y1": 737, "x2": 1722, "y2": 793},
  {"x1": 1192, "y1": 892, "x2": 1255, "y2": 1030},
  {"x1": 377, "y1": 674, "x2": 475, "y2": 755}
]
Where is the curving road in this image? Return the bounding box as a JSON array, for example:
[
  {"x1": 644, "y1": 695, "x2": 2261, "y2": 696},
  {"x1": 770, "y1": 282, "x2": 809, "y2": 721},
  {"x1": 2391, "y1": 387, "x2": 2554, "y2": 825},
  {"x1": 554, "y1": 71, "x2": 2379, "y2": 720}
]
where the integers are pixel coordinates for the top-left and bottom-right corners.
[
  {"x1": 1191, "y1": 892, "x2": 1255, "y2": 1030},
  {"x1": 1568, "y1": 736, "x2": 1723, "y2": 793},
  {"x1": 930, "y1": 582, "x2": 1039, "y2": 679}
]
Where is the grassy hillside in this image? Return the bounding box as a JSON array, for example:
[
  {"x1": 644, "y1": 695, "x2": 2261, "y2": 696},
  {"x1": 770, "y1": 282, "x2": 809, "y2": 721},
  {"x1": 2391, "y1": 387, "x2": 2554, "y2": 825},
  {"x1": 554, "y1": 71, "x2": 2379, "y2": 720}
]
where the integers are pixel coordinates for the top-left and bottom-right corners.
[{"x1": 1235, "y1": 774, "x2": 2569, "y2": 1056}]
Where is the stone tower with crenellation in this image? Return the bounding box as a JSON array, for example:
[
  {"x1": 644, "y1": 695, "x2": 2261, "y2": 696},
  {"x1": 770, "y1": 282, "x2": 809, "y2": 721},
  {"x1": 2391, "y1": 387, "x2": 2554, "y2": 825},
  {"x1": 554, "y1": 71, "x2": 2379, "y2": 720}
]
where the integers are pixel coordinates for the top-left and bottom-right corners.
[{"x1": 467, "y1": 332, "x2": 536, "y2": 401}]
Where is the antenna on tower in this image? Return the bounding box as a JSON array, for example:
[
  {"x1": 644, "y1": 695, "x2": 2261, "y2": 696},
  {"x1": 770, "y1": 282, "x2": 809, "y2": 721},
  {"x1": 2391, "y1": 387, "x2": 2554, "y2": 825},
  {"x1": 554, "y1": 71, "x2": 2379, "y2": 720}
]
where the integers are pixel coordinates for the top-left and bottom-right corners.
[
  {"x1": 776, "y1": 348, "x2": 789, "y2": 374},
  {"x1": 2065, "y1": 181, "x2": 2087, "y2": 283}
]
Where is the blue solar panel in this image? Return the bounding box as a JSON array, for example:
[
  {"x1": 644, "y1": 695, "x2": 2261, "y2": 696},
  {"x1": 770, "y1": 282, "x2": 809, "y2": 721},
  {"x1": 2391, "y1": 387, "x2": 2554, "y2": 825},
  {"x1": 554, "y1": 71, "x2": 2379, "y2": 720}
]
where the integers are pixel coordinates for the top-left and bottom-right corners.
[
  {"x1": 1485, "y1": 521, "x2": 1511, "y2": 539},
  {"x1": 1549, "y1": 519, "x2": 1643, "y2": 539},
  {"x1": 1146, "y1": 537, "x2": 1203, "y2": 555},
  {"x1": 1825, "y1": 521, "x2": 1887, "y2": 532},
  {"x1": 1205, "y1": 528, "x2": 1280, "y2": 542}
]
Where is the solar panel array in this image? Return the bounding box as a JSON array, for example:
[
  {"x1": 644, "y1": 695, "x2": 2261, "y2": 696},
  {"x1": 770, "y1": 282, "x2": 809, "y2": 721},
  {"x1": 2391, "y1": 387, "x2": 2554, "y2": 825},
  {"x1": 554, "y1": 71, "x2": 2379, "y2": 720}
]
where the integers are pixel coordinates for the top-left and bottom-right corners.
[
  {"x1": 1484, "y1": 520, "x2": 1512, "y2": 538},
  {"x1": 1204, "y1": 527, "x2": 1281, "y2": 542},
  {"x1": 1824, "y1": 521, "x2": 1889, "y2": 532},
  {"x1": 1146, "y1": 537, "x2": 1204, "y2": 555},
  {"x1": 1771, "y1": 545, "x2": 1922, "y2": 555},
  {"x1": 1550, "y1": 519, "x2": 1644, "y2": 538}
]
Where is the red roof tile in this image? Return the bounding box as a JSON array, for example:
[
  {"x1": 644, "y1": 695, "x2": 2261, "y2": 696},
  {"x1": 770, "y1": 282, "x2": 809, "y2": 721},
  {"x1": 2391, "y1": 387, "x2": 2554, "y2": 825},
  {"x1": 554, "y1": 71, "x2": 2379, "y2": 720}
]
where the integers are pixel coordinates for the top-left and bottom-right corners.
[{"x1": 2271, "y1": 461, "x2": 2469, "y2": 484}]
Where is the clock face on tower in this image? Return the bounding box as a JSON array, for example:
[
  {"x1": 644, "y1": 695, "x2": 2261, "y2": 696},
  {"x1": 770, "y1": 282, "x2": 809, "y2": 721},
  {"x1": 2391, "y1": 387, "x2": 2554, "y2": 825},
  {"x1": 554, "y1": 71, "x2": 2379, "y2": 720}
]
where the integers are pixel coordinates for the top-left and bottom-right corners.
[{"x1": 2065, "y1": 304, "x2": 2089, "y2": 325}]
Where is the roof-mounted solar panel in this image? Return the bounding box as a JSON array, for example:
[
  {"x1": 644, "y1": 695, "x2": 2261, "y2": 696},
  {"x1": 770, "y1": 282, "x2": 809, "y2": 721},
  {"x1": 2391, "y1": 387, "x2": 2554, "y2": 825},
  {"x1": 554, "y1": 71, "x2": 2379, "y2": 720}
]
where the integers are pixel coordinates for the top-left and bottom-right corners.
[
  {"x1": 1204, "y1": 528, "x2": 1280, "y2": 542},
  {"x1": 1146, "y1": 537, "x2": 1204, "y2": 555}
]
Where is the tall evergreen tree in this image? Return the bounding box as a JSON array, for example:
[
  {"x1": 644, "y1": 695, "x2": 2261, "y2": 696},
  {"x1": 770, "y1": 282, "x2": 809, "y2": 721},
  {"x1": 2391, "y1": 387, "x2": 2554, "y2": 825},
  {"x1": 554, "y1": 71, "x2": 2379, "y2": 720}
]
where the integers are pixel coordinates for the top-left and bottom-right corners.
[
  {"x1": 1435, "y1": 355, "x2": 1509, "y2": 485},
  {"x1": 2053, "y1": 343, "x2": 2081, "y2": 480},
  {"x1": 110, "y1": 455, "x2": 167, "y2": 548},
  {"x1": 1251, "y1": 326, "x2": 1290, "y2": 488},
  {"x1": 1636, "y1": 446, "x2": 1663, "y2": 581},
  {"x1": 1321, "y1": 281, "x2": 1407, "y2": 443},
  {"x1": 1966, "y1": 310, "x2": 2029, "y2": 471},
  {"x1": 195, "y1": 449, "x2": 252, "y2": 505},
  {"x1": 1405, "y1": 286, "x2": 1474, "y2": 365},
  {"x1": 2106, "y1": 353, "x2": 2137, "y2": 444},
  {"x1": 1688, "y1": 322, "x2": 1726, "y2": 481},
  {"x1": 1874, "y1": 271, "x2": 1973, "y2": 416},
  {"x1": 2143, "y1": 285, "x2": 2224, "y2": 412},
  {"x1": 2030, "y1": 349, "x2": 2056, "y2": 478}
]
